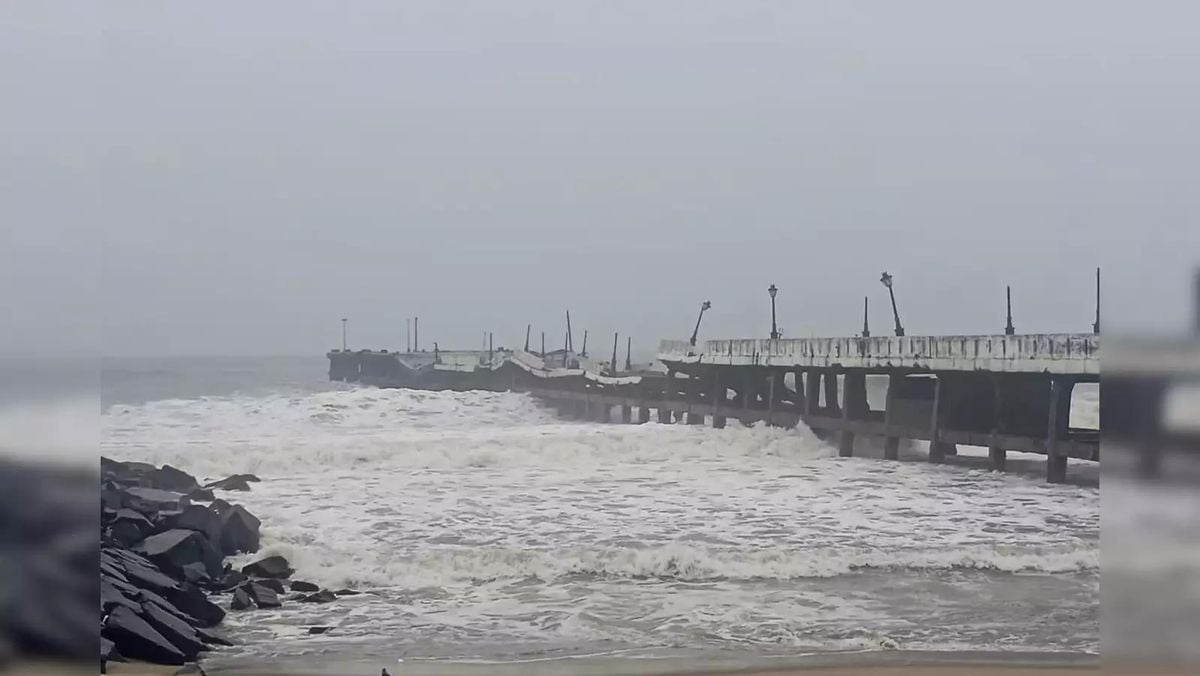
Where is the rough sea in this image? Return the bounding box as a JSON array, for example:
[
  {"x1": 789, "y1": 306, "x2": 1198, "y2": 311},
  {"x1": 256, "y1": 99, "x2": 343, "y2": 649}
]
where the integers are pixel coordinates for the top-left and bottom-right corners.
[{"x1": 97, "y1": 356, "x2": 1100, "y2": 669}]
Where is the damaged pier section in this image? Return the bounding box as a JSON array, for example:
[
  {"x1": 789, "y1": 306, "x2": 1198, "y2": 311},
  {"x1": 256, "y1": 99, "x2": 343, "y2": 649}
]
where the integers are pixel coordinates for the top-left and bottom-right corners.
[{"x1": 328, "y1": 333, "x2": 1100, "y2": 484}]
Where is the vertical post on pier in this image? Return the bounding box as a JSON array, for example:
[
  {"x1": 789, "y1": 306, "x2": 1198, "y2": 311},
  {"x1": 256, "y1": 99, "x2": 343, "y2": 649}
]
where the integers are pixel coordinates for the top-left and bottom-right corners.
[
  {"x1": 660, "y1": 369, "x2": 675, "y2": 424},
  {"x1": 488, "y1": 332, "x2": 493, "y2": 366},
  {"x1": 581, "y1": 330, "x2": 589, "y2": 358},
  {"x1": 1005, "y1": 287, "x2": 1015, "y2": 336},
  {"x1": 767, "y1": 370, "x2": 777, "y2": 426},
  {"x1": 712, "y1": 369, "x2": 726, "y2": 428},
  {"x1": 1046, "y1": 377, "x2": 1070, "y2": 483},
  {"x1": 563, "y1": 331, "x2": 569, "y2": 367},
  {"x1": 883, "y1": 374, "x2": 900, "y2": 460},
  {"x1": 541, "y1": 332, "x2": 546, "y2": 357},
  {"x1": 988, "y1": 376, "x2": 1007, "y2": 471},
  {"x1": 626, "y1": 336, "x2": 633, "y2": 371},
  {"x1": 840, "y1": 371, "x2": 865, "y2": 457},
  {"x1": 341, "y1": 318, "x2": 348, "y2": 351},
  {"x1": 566, "y1": 310, "x2": 574, "y2": 352},
  {"x1": 525, "y1": 324, "x2": 531, "y2": 352},
  {"x1": 804, "y1": 370, "x2": 819, "y2": 418},
  {"x1": 406, "y1": 318, "x2": 411, "y2": 352},
  {"x1": 929, "y1": 374, "x2": 946, "y2": 463},
  {"x1": 413, "y1": 317, "x2": 418, "y2": 351},
  {"x1": 611, "y1": 332, "x2": 619, "y2": 374},
  {"x1": 824, "y1": 371, "x2": 840, "y2": 417},
  {"x1": 862, "y1": 297, "x2": 870, "y2": 338},
  {"x1": 1093, "y1": 267, "x2": 1101, "y2": 335}
]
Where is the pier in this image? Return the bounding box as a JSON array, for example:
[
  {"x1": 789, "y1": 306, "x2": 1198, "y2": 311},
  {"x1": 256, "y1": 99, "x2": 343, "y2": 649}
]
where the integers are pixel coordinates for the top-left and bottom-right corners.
[{"x1": 328, "y1": 331, "x2": 1100, "y2": 484}]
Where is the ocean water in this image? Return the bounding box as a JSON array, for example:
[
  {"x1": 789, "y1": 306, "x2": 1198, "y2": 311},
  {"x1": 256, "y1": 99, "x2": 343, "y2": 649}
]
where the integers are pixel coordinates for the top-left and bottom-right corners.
[{"x1": 100, "y1": 356, "x2": 1099, "y2": 667}]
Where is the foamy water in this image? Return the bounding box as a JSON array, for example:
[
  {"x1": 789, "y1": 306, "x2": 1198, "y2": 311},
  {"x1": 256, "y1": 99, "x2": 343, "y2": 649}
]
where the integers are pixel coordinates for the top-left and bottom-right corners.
[{"x1": 102, "y1": 386, "x2": 1099, "y2": 663}]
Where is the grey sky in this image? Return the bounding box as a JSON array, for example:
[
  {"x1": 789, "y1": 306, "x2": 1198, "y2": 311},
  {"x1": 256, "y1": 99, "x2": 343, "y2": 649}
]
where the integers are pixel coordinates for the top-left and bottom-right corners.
[{"x1": 2, "y1": 1, "x2": 1197, "y2": 357}]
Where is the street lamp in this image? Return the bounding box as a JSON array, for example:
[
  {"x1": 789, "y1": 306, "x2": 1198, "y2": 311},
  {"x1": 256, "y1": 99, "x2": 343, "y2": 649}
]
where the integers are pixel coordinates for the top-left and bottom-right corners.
[
  {"x1": 341, "y1": 318, "x2": 348, "y2": 351},
  {"x1": 880, "y1": 272, "x2": 905, "y2": 337},
  {"x1": 768, "y1": 284, "x2": 780, "y2": 340},
  {"x1": 690, "y1": 300, "x2": 712, "y2": 347}
]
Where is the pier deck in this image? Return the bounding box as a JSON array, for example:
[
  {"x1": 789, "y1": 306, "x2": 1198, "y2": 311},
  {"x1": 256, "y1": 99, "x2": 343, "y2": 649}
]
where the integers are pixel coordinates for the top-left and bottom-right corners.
[{"x1": 328, "y1": 332, "x2": 1101, "y2": 483}]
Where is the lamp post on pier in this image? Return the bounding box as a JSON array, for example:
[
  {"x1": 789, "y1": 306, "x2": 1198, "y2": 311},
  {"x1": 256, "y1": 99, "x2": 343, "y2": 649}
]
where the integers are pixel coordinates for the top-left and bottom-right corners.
[
  {"x1": 341, "y1": 318, "x2": 348, "y2": 351},
  {"x1": 690, "y1": 300, "x2": 712, "y2": 347},
  {"x1": 768, "y1": 284, "x2": 780, "y2": 340},
  {"x1": 880, "y1": 272, "x2": 905, "y2": 337}
]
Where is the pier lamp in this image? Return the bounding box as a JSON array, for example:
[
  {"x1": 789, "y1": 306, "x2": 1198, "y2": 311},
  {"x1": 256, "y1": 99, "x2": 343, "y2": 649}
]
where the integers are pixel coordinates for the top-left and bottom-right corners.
[
  {"x1": 690, "y1": 300, "x2": 712, "y2": 347},
  {"x1": 880, "y1": 272, "x2": 905, "y2": 337},
  {"x1": 768, "y1": 284, "x2": 780, "y2": 340},
  {"x1": 340, "y1": 318, "x2": 348, "y2": 351}
]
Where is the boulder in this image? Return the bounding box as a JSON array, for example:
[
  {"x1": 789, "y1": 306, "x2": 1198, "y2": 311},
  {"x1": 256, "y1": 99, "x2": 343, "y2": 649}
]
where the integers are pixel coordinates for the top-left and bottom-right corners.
[
  {"x1": 162, "y1": 583, "x2": 225, "y2": 627},
  {"x1": 219, "y1": 569, "x2": 247, "y2": 590},
  {"x1": 196, "y1": 626, "x2": 233, "y2": 646},
  {"x1": 307, "y1": 626, "x2": 331, "y2": 635},
  {"x1": 290, "y1": 580, "x2": 320, "y2": 592},
  {"x1": 101, "y1": 579, "x2": 140, "y2": 614},
  {"x1": 244, "y1": 581, "x2": 281, "y2": 609},
  {"x1": 205, "y1": 474, "x2": 260, "y2": 491},
  {"x1": 217, "y1": 505, "x2": 261, "y2": 555},
  {"x1": 136, "y1": 529, "x2": 223, "y2": 579},
  {"x1": 123, "y1": 487, "x2": 189, "y2": 515},
  {"x1": 241, "y1": 555, "x2": 292, "y2": 579},
  {"x1": 109, "y1": 520, "x2": 146, "y2": 547},
  {"x1": 230, "y1": 587, "x2": 253, "y2": 611},
  {"x1": 180, "y1": 562, "x2": 212, "y2": 586},
  {"x1": 251, "y1": 577, "x2": 286, "y2": 594},
  {"x1": 171, "y1": 504, "x2": 222, "y2": 544},
  {"x1": 140, "y1": 602, "x2": 206, "y2": 660},
  {"x1": 334, "y1": 589, "x2": 362, "y2": 596},
  {"x1": 300, "y1": 590, "x2": 337, "y2": 604},
  {"x1": 102, "y1": 605, "x2": 185, "y2": 665},
  {"x1": 145, "y1": 465, "x2": 199, "y2": 492},
  {"x1": 187, "y1": 487, "x2": 215, "y2": 502},
  {"x1": 209, "y1": 498, "x2": 232, "y2": 514}
]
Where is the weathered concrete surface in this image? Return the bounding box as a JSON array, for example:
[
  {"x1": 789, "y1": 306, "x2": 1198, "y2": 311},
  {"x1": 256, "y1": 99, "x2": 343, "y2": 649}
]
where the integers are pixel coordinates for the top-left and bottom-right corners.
[{"x1": 658, "y1": 333, "x2": 1099, "y2": 375}]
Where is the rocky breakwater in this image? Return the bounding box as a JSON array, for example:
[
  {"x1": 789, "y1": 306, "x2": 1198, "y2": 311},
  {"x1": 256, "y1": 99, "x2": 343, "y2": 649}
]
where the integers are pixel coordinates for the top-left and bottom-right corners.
[{"x1": 101, "y1": 459, "x2": 345, "y2": 672}]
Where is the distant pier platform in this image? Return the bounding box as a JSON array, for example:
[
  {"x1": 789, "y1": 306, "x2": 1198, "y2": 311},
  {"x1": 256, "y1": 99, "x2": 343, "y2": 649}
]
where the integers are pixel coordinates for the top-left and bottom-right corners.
[{"x1": 328, "y1": 331, "x2": 1102, "y2": 484}]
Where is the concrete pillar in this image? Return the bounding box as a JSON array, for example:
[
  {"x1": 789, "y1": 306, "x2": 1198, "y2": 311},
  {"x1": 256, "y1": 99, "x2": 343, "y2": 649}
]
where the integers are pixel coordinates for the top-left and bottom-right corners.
[
  {"x1": 793, "y1": 368, "x2": 805, "y2": 411},
  {"x1": 657, "y1": 406, "x2": 672, "y2": 424},
  {"x1": 988, "y1": 376, "x2": 1007, "y2": 471},
  {"x1": 712, "y1": 415, "x2": 726, "y2": 429},
  {"x1": 573, "y1": 399, "x2": 587, "y2": 420},
  {"x1": 621, "y1": 405, "x2": 632, "y2": 424},
  {"x1": 595, "y1": 401, "x2": 611, "y2": 423},
  {"x1": 804, "y1": 370, "x2": 820, "y2": 417},
  {"x1": 637, "y1": 404, "x2": 651, "y2": 424},
  {"x1": 929, "y1": 375, "x2": 945, "y2": 463},
  {"x1": 687, "y1": 411, "x2": 705, "y2": 425},
  {"x1": 767, "y1": 371, "x2": 777, "y2": 426},
  {"x1": 839, "y1": 372, "x2": 866, "y2": 457},
  {"x1": 1046, "y1": 378, "x2": 1072, "y2": 484},
  {"x1": 883, "y1": 374, "x2": 900, "y2": 460},
  {"x1": 824, "y1": 371, "x2": 839, "y2": 416}
]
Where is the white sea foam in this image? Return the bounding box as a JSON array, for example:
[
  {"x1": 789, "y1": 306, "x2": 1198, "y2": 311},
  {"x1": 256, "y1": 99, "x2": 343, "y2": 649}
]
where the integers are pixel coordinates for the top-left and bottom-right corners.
[{"x1": 103, "y1": 386, "x2": 1100, "y2": 660}]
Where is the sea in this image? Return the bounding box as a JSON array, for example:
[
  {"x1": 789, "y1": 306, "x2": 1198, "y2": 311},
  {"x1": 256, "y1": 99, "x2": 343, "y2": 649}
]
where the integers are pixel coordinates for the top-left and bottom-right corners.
[{"x1": 93, "y1": 355, "x2": 1099, "y2": 670}]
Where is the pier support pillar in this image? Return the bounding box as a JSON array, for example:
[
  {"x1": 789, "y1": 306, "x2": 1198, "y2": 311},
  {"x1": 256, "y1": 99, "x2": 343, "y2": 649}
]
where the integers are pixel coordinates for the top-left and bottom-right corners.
[
  {"x1": 929, "y1": 375, "x2": 946, "y2": 463},
  {"x1": 621, "y1": 405, "x2": 632, "y2": 424},
  {"x1": 687, "y1": 412, "x2": 705, "y2": 425},
  {"x1": 573, "y1": 399, "x2": 587, "y2": 420},
  {"x1": 988, "y1": 376, "x2": 1007, "y2": 471},
  {"x1": 839, "y1": 371, "x2": 866, "y2": 457},
  {"x1": 712, "y1": 415, "x2": 726, "y2": 429},
  {"x1": 657, "y1": 407, "x2": 672, "y2": 424},
  {"x1": 883, "y1": 374, "x2": 900, "y2": 460},
  {"x1": 594, "y1": 401, "x2": 611, "y2": 423},
  {"x1": 767, "y1": 371, "x2": 777, "y2": 426},
  {"x1": 1046, "y1": 378, "x2": 1072, "y2": 484},
  {"x1": 804, "y1": 370, "x2": 819, "y2": 418},
  {"x1": 823, "y1": 371, "x2": 840, "y2": 417},
  {"x1": 637, "y1": 405, "x2": 651, "y2": 424}
]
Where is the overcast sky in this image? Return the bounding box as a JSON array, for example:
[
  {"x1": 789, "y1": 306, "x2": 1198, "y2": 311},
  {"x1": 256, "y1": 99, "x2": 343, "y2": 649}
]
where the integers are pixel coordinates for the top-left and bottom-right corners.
[{"x1": 2, "y1": 1, "x2": 1197, "y2": 357}]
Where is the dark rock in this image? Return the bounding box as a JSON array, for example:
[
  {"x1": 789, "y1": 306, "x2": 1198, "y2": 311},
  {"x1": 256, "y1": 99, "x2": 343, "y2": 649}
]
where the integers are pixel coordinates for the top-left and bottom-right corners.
[
  {"x1": 101, "y1": 486, "x2": 125, "y2": 512},
  {"x1": 241, "y1": 555, "x2": 292, "y2": 579},
  {"x1": 307, "y1": 626, "x2": 332, "y2": 635},
  {"x1": 140, "y1": 602, "x2": 206, "y2": 660},
  {"x1": 109, "y1": 520, "x2": 145, "y2": 547},
  {"x1": 300, "y1": 590, "x2": 337, "y2": 604},
  {"x1": 187, "y1": 487, "x2": 215, "y2": 502},
  {"x1": 205, "y1": 474, "x2": 260, "y2": 491},
  {"x1": 219, "y1": 569, "x2": 248, "y2": 590},
  {"x1": 100, "y1": 558, "x2": 128, "y2": 582},
  {"x1": 101, "y1": 605, "x2": 185, "y2": 665},
  {"x1": 209, "y1": 498, "x2": 232, "y2": 514},
  {"x1": 244, "y1": 581, "x2": 282, "y2": 609},
  {"x1": 252, "y1": 577, "x2": 286, "y2": 594},
  {"x1": 101, "y1": 578, "x2": 140, "y2": 613},
  {"x1": 290, "y1": 580, "x2": 320, "y2": 592},
  {"x1": 218, "y1": 505, "x2": 261, "y2": 555},
  {"x1": 171, "y1": 504, "x2": 222, "y2": 543},
  {"x1": 230, "y1": 587, "x2": 253, "y2": 611},
  {"x1": 145, "y1": 465, "x2": 199, "y2": 492},
  {"x1": 120, "y1": 557, "x2": 181, "y2": 595},
  {"x1": 101, "y1": 635, "x2": 116, "y2": 662},
  {"x1": 334, "y1": 588, "x2": 362, "y2": 596},
  {"x1": 123, "y1": 487, "x2": 189, "y2": 515},
  {"x1": 286, "y1": 592, "x2": 307, "y2": 601},
  {"x1": 162, "y1": 583, "x2": 225, "y2": 627},
  {"x1": 136, "y1": 528, "x2": 223, "y2": 578},
  {"x1": 180, "y1": 562, "x2": 212, "y2": 586},
  {"x1": 196, "y1": 626, "x2": 233, "y2": 646}
]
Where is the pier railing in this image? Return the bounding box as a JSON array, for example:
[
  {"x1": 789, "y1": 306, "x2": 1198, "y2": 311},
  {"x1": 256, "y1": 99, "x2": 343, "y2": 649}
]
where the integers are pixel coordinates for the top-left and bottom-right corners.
[{"x1": 658, "y1": 333, "x2": 1100, "y2": 374}]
